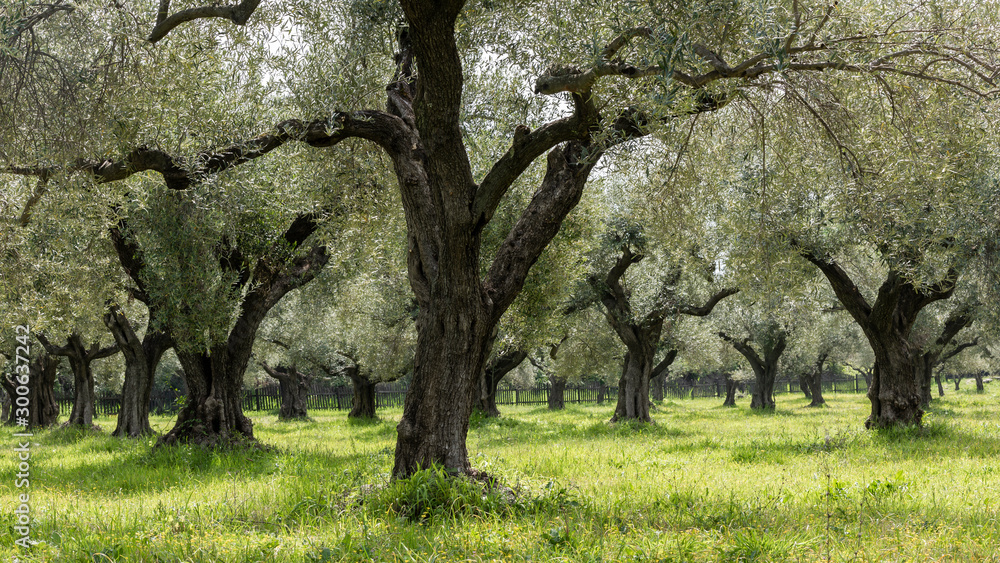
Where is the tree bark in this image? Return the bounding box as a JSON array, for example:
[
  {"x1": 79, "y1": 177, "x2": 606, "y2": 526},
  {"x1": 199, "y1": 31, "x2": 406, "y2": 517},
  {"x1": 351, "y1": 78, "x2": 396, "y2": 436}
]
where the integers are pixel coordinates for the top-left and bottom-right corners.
[
  {"x1": 111, "y1": 212, "x2": 328, "y2": 448},
  {"x1": 798, "y1": 373, "x2": 812, "y2": 400},
  {"x1": 720, "y1": 330, "x2": 787, "y2": 410},
  {"x1": 547, "y1": 374, "x2": 567, "y2": 410},
  {"x1": 347, "y1": 366, "x2": 377, "y2": 419},
  {"x1": 260, "y1": 362, "x2": 311, "y2": 420},
  {"x1": 37, "y1": 333, "x2": 119, "y2": 429},
  {"x1": 475, "y1": 348, "x2": 528, "y2": 418},
  {"x1": 914, "y1": 306, "x2": 973, "y2": 408},
  {"x1": 974, "y1": 371, "x2": 985, "y2": 393},
  {"x1": 2, "y1": 353, "x2": 60, "y2": 428},
  {"x1": 954, "y1": 375, "x2": 962, "y2": 391},
  {"x1": 935, "y1": 371, "x2": 944, "y2": 397},
  {"x1": 105, "y1": 305, "x2": 172, "y2": 437},
  {"x1": 798, "y1": 248, "x2": 958, "y2": 428},
  {"x1": 722, "y1": 372, "x2": 738, "y2": 407},
  {"x1": 807, "y1": 353, "x2": 827, "y2": 407}
]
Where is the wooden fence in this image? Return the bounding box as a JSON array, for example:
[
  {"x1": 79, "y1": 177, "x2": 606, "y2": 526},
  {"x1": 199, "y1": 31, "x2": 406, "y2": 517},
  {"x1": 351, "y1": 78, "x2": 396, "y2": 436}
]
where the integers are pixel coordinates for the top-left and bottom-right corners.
[{"x1": 55, "y1": 374, "x2": 869, "y2": 417}]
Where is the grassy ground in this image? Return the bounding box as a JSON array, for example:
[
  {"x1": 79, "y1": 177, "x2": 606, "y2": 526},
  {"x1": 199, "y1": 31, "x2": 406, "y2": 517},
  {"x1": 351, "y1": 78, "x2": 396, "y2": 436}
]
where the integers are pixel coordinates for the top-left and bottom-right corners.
[{"x1": 2, "y1": 386, "x2": 999, "y2": 562}]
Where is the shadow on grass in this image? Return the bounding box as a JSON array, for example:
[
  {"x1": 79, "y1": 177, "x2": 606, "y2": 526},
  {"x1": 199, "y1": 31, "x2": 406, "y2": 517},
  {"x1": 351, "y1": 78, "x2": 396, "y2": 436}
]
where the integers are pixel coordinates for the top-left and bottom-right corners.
[{"x1": 34, "y1": 435, "x2": 367, "y2": 497}]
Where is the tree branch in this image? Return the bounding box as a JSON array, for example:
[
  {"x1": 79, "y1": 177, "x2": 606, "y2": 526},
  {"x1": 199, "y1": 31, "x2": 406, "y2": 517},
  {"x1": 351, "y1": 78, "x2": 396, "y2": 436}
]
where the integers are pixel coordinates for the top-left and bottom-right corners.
[
  {"x1": 2, "y1": 113, "x2": 407, "y2": 189},
  {"x1": 792, "y1": 241, "x2": 873, "y2": 325},
  {"x1": 148, "y1": 0, "x2": 263, "y2": 44},
  {"x1": 679, "y1": 288, "x2": 740, "y2": 317}
]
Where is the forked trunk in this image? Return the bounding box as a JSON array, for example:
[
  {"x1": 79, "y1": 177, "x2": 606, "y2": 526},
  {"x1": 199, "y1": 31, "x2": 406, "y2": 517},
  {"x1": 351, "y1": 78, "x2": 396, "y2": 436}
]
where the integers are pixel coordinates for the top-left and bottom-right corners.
[
  {"x1": 476, "y1": 349, "x2": 527, "y2": 418},
  {"x1": 954, "y1": 375, "x2": 961, "y2": 391},
  {"x1": 548, "y1": 375, "x2": 567, "y2": 410},
  {"x1": 106, "y1": 306, "x2": 172, "y2": 437},
  {"x1": 612, "y1": 348, "x2": 653, "y2": 422},
  {"x1": 38, "y1": 334, "x2": 119, "y2": 429},
  {"x1": 160, "y1": 347, "x2": 255, "y2": 447}
]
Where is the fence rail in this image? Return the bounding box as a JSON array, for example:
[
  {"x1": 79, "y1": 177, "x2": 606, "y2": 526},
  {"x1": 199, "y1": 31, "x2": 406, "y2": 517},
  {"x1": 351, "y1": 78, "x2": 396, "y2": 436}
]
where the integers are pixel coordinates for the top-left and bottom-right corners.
[{"x1": 54, "y1": 374, "x2": 869, "y2": 417}]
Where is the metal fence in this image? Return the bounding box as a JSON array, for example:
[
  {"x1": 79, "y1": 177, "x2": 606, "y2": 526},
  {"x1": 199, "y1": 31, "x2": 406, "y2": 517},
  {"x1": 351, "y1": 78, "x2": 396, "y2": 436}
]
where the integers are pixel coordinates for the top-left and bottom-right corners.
[{"x1": 55, "y1": 373, "x2": 868, "y2": 417}]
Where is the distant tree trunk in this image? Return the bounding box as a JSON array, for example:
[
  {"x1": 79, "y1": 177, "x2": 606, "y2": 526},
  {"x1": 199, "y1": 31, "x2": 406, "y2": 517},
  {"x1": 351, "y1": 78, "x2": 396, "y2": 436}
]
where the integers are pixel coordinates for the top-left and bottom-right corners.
[
  {"x1": 914, "y1": 306, "x2": 973, "y2": 408},
  {"x1": 807, "y1": 353, "x2": 827, "y2": 407},
  {"x1": 111, "y1": 214, "x2": 328, "y2": 448},
  {"x1": 799, "y1": 250, "x2": 959, "y2": 429},
  {"x1": 37, "y1": 333, "x2": 119, "y2": 429},
  {"x1": 935, "y1": 371, "x2": 945, "y2": 397},
  {"x1": 648, "y1": 350, "x2": 675, "y2": 403},
  {"x1": 722, "y1": 373, "x2": 738, "y2": 407},
  {"x1": 974, "y1": 371, "x2": 985, "y2": 393},
  {"x1": 105, "y1": 305, "x2": 172, "y2": 437},
  {"x1": 475, "y1": 348, "x2": 527, "y2": 418},
  {"x1": 954, "y1": 375, "x2": 961, "y2": 391},
  {"x1": 720, "y1": 330, "x2": 787, "y2": 411},
  {"x1": 347, "y1": 366, "x2": 378, "y2": 419},
  {"x1": 548, "y1": 375, "x2": 567, "y2": 410},
  {"x1": 260, "y1": 362, "x2": 311, "y2": 420},
  {"x1": 593, "y1": 245, "x2": 735, "y2": 424},
  {"x1": 0, "y1": 390, "x2": 9, "y2": 422},
  {"x1": 798, "y1": 373, "x2": 812, "y2": 400},
  {"x1": 2, "y1": 353, "x2": 60, "y2": 428}
]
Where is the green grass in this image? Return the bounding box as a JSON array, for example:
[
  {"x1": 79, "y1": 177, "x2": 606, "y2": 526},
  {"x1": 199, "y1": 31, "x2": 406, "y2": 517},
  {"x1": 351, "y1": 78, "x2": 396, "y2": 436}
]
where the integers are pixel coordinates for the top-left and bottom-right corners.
[{"x1": 2, "y1": 386, "x2": 1000, "y2": 562}]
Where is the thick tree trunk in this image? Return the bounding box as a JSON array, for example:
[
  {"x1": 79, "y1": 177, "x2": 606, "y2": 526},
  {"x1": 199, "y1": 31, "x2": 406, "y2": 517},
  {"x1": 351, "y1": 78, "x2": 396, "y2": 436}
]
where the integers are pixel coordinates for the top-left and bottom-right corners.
[
  {"x1": 105, "y1": 306, "x2": 172, "y2": 437},
  {"x1": 720, "y1": 330, "x2": 786, "y2": 411},
  {"x1": 799, "y1": 251, "x2": 955, "y2": 429},
  {"x1": 161, "y1": 347, "x2": 255, "y2": 446},
  {"x1": 548, "y1": 375, "x2": 567, "y2": 410},
  {"x1": 393, "y1": 294, "x2": 494, "y2": 477},
  {"x1": 38, "y1": 333, "x2": 119, "y2": 429},
  {"x1": 916, "y1": 354, "x2": 934, "y2": 408},
  {"x1": 807, "y1": 353, "x2": 827, "y2": 407},
  {"x1": 476, "y1": 349, "x2": 527, "y2": 418},
  {"x1": 347, "y1": 367, "x2": 377, "y2": 419},
  {"x1": 865, "y1": 332, "x2": 922, "y2": 428},
  {"x1": 722, "y1": 373, "x2": 738, "y2": 407},
  {"x1": 2, "y1": 354, "x2": 60, "y2": 428},
  {"x1": 750, "y1": 363, "x2": 778, "y2": 410},
  {"x1": 974, "y1": 371, "x2": 985, "y2": 393},
  {"x1": 261, "y1": 362, "x2": 311, "y2": 420},
  {"x1": 612, "y1": 347, "x2": 654, "y2": 422},
  {"x1": 650, "y1": 371, "x2": 665, "y2": 402}
]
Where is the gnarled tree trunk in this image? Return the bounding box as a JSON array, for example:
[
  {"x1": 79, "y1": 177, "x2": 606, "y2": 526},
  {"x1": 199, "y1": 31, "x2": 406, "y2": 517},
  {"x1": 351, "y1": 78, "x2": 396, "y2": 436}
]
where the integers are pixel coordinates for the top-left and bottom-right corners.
[
  {"x1": 974, "y1": 371, "x2": 985, "y2": 393},
  {"x1": 347, "y1": 366, "x2": 378, "y2": 419},
  {"x1": 798, "y1": 373, "x2": 812, "y2": 400},
  {"x1": 612, "y1": 347, "x2": 655, "y2": 422},
  {"x1": 548, "y1": 374, "x2": 567, "y2": 410},
  {"x1": 111, "y1": 213, "x2": 328, "y2": 448},
  {"x1": 799, "y1": 249, "x2": 958, "y2": 428},
  {"x1": 722, "y1": 372, "x2": 738, "y2": 407},
  {"x1": 807, "y1": 353, "x2": 827, "y2": 407},
  {"x1": 105, "y1": 305, "x2": 172, "y2": 437},
  {"x1": 260, "y1": 362, "x2": 311, "y2": 420},
  {"x1": 38, "y1": 333, "x2": 119, "y2": 429},
  {"x1": 720, "y1": 329, "x2": 787, "y2": 411}
]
